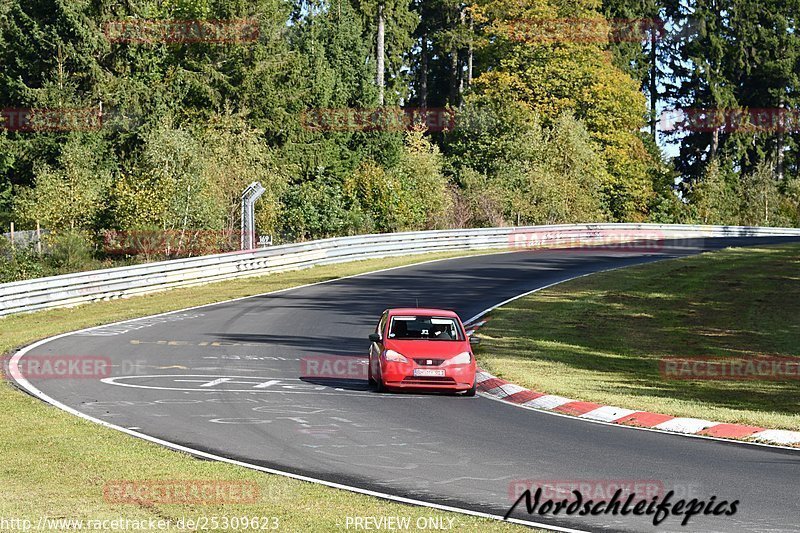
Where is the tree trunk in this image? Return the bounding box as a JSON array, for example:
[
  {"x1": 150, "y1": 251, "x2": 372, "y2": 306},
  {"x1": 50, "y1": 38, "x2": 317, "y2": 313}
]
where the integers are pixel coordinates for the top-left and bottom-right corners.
[
  {"x1": 777, "y1": 102, "x2": 785, "y2": 182},
  {"x1": 420, "y1": 32, "x2": 428, "y2": 109},
  {"x1": 649, "y1": 26, "x2": 657, "y2": 140},
  {"x1": 449, "y1": 4, "x2": 461, "y2": 106},
  {"x1": 467, "y1": 15, "x2": 473, "y2": 87},
  {"x1": 459, "y1": 9, "x2": 466, "y2": 96},
  {"x1": 450, "y1": 49, "x2": 459, "y2": 106},
  {"x1": 377, "y1": 3, "x2": 385, "y2": 105},
  {"x1": 710, "y1": 128, "x2": 719, "y2": 161}
]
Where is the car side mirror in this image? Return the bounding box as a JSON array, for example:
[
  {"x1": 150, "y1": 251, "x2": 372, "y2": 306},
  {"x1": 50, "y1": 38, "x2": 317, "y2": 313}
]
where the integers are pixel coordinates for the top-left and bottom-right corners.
[
  {"x1": 469, "y1": 335, "x2": 481, "y2": 345},
  {"x1": 368, "y1": 333, "x2": 382, "y2": 342}
]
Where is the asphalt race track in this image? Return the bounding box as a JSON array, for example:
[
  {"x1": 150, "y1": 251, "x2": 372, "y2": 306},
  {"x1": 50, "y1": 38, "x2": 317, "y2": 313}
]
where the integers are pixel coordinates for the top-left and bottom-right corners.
[{"x1": 11, "y1": 237, "x2": 800, "y2": 533}]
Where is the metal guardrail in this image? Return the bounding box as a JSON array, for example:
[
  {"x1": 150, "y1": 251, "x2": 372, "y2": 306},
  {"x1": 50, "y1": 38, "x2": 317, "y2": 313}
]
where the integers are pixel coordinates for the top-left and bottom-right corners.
[{"x1": 2, "y1": 223, "x2": 800, "y2": 317}]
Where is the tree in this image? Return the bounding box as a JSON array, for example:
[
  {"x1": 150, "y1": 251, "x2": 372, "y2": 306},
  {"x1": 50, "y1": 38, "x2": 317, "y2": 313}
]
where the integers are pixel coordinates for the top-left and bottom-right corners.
[
  {"x1": 345, "y1": 128, "x2": 451, "y2": 231},
  {"x1": 393, "y1": 129, "x2": 451, "y2": 229},
  {"x1": 14, "y1": 135, "x2": 112, "y2": 230},
  {"x1": 345, "y1": 160, "x2": 403, "y2": 232},
  {"x1": 0, "y1": 134, "x2": 14, "y2": 226},
  {"x1": 686, "y1": 159, "x2": 739, "y2": 225},
  {"x1": 739, "y1": 161, "x2": 785, "y2": 226},
  {"x1": 468, "y1": 0, "x2": 657, "y2": 220},
  {"x1": 110, "y1": 122, "x2": 218, "y2": 233},
  {"x1": 197, "y1": 113, "x2": 286, "y2": 238},
  {"x1": 662, "y1": 0, "x2": 800, "y2": 189},
  {"x1": 782, "y1": 176, "x2": 800, "y2": 225},
  {"x1": 350, "y1": 0, "x2": 417, "y2": 104},
  {"x1": 601, "y1": 0, "x2": 665, "y2": 139},
  {"x1": 279, "y1": 174, "x2": 357, "y2": 240},
  {"x1": 445, "y1": 93, "x2": 544, "y2": 177},
  {"x1": 446, "y1": 94, "x2": 607, "y2": 224}
]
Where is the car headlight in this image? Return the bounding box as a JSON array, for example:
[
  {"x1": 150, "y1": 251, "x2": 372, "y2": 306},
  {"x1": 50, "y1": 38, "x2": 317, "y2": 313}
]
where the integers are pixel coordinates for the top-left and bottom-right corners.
[
  {"x1": 444, "y1": 352, "x2": 472, "y2": 365},
  {"x1": 383, "y1": 350, "x2": 408, "y2": 363}
]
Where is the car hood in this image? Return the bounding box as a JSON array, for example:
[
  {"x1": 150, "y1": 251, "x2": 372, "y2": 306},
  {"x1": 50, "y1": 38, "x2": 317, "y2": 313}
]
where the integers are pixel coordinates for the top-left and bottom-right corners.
[{"x1": 383, "y1": 339, "x2": 470, "y2": 359}]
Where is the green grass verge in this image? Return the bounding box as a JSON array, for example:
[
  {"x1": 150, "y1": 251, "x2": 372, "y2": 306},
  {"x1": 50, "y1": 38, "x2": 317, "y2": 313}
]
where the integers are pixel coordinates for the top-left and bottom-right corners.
[
  {"x1": 1, "y1": 250, "x2": 533, "y2": 532},
  {"x1": 477, "y1": 244, "x2": 800, "y2": 431}
]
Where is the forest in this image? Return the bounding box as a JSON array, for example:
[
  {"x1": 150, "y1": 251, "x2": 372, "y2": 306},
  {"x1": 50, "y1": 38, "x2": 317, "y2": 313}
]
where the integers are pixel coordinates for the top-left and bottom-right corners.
[{"x1": 0, "y1": 0, "x2": 798, "y2": 280}]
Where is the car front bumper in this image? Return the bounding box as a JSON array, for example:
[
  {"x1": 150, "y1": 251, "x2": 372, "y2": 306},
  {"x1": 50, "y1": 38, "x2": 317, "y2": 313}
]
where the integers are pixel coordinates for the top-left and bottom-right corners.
[{"x1": 381, "y1": 361, "x2": 476, "y2": 391}]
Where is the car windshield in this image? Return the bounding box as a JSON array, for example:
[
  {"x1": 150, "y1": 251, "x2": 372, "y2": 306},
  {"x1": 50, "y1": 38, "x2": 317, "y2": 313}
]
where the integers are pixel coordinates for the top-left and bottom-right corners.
[{"x1": 388, "y1": 316, "x2": 462, "y2": 341}]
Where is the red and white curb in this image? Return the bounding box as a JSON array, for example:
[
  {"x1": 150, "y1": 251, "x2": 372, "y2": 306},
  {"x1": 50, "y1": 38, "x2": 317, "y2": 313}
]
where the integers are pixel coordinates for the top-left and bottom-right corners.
[
  {"x1": 474, "y1": 369, "x2": 800, "y2": 447},
  {"x1": 465, "y1": 314, "x2": 800, "y2": 448}
]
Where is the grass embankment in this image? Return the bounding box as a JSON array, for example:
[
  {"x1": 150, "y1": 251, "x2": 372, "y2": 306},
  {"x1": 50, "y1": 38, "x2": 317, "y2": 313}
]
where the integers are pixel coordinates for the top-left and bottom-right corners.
[
  {"x1": 0, "y1": 250, "x2": 531, "y2": 532},
  {"x1": 478, "y1": 244, "x2": 800, "y2": 431}
]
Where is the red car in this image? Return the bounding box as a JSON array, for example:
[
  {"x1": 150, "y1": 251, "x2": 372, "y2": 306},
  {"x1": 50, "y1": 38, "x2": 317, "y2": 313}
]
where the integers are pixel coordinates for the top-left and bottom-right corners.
[{"x1": 368, "y1": 308, "x2": 479, "y2": 395}]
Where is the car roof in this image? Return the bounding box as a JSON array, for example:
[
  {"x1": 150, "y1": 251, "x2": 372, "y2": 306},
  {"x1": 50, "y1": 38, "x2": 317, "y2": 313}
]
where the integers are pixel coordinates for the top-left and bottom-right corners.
[{"x1": 386, "y1": 308, "x2": 460, "y2": 318}]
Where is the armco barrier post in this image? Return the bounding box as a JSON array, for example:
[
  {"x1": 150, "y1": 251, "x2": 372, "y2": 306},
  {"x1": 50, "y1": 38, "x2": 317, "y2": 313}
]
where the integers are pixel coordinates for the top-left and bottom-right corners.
[{"x1": 241, "y1": 182, "x2": 266, "y2": 251}]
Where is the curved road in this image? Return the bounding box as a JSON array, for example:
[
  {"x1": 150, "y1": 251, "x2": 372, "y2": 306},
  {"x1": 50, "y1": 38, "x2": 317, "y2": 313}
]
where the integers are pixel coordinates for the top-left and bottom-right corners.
[{"x1": 11, "y1": 237, "x2": 800, "y2": 532}]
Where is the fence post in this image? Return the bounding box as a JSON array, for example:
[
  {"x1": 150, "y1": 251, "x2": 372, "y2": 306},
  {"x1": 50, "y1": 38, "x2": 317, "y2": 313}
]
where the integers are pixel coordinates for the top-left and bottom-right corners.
[{"x1": 36, "y1": 220, "x2": 42, "y2": 255}]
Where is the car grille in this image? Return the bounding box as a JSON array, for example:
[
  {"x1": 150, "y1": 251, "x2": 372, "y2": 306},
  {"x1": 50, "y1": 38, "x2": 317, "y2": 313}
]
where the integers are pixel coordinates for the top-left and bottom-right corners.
[{"x1": 413, "y1": 358, "x2": 445, "y2": 366}]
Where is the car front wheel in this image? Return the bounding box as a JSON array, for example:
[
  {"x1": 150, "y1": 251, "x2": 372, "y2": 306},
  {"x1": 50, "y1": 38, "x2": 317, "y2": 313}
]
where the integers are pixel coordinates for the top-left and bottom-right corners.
[
  {"x1": 371, "y1": 361, "x2": 385, "y2": 392},
  {"x1": 464, "y1": 380, "x2": 477, "y2": 397}
]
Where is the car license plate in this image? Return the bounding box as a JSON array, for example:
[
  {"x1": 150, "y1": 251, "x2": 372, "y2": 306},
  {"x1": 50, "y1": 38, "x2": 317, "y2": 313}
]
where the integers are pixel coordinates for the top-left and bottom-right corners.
[{"x1": 413, "y1": 368, "x2": 445, "y2": 377}]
